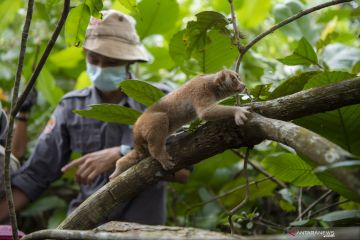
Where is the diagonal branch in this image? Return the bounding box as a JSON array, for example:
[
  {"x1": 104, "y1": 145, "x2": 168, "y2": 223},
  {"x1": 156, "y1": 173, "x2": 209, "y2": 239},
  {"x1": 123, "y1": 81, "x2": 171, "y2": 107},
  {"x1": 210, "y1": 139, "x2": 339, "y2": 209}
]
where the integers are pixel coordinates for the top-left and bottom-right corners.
[{"x1": 59, "y1": 76, "x2": 360, "y2": 230}]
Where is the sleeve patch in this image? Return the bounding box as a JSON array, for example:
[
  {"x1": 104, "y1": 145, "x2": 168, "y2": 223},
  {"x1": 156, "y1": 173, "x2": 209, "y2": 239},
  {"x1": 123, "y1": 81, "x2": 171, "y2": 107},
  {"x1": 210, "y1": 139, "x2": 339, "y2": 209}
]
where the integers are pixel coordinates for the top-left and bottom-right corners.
[{"x1": 42, "y1": 116, "x2": 56, "y2": 134}]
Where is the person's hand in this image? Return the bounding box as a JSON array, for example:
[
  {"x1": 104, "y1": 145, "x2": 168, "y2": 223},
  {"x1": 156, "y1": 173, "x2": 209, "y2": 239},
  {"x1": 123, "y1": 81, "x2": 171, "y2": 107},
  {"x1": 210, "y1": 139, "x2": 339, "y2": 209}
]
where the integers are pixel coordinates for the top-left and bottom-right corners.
[
  {"x1": 19, "y1": 89, "x2": 37, "y2": 113},
  {"x1": 61, "y1": 147, "x2": 120, "y2": 185}
]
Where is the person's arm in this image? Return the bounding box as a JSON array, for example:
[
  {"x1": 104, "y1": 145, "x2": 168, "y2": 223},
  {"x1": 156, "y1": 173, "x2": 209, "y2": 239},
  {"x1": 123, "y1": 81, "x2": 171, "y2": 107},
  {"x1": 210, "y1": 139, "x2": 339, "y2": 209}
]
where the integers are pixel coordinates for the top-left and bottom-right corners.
[
  {"x1": 0, "y1": 188, "x2": 29, "y2": 223},
  {"x1": 12, "y1": 113, "x2": 29, "y2": 159}
]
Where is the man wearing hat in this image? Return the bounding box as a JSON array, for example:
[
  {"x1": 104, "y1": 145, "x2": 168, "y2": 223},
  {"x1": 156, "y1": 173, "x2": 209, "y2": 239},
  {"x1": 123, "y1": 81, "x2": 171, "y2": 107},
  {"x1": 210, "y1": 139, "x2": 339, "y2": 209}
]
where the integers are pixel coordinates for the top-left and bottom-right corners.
[{"x1": 0, "y1": 10, "x2": 190, "y2": 224}]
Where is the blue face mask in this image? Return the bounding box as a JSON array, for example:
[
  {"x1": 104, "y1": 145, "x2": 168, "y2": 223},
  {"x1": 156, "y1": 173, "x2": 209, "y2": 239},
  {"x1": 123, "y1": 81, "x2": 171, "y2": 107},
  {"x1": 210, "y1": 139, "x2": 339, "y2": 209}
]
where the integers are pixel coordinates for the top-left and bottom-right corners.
[{"x1": 86, "y1": 61, "x2": 128, "y2": 92}]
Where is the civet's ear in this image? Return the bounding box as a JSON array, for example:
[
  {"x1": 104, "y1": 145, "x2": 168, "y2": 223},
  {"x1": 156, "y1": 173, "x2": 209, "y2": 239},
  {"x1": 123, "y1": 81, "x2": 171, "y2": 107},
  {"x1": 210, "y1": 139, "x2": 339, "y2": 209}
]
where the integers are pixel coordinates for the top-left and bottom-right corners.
[{"x1": 215, "y1": 70, "x2": 226, "y2": 86}]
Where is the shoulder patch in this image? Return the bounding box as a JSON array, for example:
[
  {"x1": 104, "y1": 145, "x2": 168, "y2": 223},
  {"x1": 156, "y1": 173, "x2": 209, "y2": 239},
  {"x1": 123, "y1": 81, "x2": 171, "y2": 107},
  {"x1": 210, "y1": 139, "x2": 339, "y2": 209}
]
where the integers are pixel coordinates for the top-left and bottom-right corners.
[
  {"x1": 62, "y1": 87, "x2": 91, "y2": 100},
  {"x1": 42, "y1": 115, "x2": 56, "y2": 134}
]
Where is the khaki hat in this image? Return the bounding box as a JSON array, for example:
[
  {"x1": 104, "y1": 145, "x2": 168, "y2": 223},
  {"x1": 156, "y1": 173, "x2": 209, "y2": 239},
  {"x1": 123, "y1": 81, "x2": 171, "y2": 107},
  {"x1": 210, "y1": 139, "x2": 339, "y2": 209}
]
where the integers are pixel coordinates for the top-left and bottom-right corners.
[{"x1": 83, "y1": 10, "x2": 149, "y2": 62}]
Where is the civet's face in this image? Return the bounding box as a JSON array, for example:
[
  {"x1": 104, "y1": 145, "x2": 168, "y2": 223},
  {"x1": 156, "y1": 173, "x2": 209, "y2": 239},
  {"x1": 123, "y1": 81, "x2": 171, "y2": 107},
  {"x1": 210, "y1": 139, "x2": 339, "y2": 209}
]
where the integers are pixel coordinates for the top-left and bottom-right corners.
[{"x1": 215, "y1": 70, "x2": 246, "y2": 98}]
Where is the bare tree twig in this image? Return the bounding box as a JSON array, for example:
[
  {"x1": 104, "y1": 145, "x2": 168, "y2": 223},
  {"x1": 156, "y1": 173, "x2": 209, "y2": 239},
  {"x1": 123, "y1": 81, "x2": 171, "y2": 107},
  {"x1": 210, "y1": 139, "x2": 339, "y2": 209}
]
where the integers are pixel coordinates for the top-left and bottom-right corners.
[
  {"x1": 231, "y1": 149, "x2": 287, "y2": 189},
  {"x1": 12, "y1": 0, "x2": 71, "y2": 116},
  {"x1": 228, "y1": 147, "x2": 251, "y2": 235},
  {"x1": 3, "y1": 0, "x2": 34, "y2": 239},
  {"x1": 227, "y1": 0, "x2": 243, "y2": 73},
  {"x1": 296, "y1": 189, "x2": 333, "y2": 221},
  {"x1": 309, "y1": 199, "x2": 350, "y2": 218},
  {"x1": 237, "y1": 0, "x2": 353, "y2": 64}
]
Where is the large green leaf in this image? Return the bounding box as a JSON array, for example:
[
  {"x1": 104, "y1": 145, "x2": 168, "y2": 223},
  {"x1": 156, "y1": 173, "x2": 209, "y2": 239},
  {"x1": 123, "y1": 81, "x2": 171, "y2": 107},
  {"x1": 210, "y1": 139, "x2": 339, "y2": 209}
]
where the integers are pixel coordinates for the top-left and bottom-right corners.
[
  {"x1": 262, "y1": 153, "x2": 322, "y2": 187},
  {"x1": 119, "y1": 80, "x2": 165, "y2": 107},
  {"x1": 269, "y1": 71, "x2": 319, "y2": 99},
  {"x1": 49, "y1": 47, "x2": 84, "y2": 69},
  {"x1": 278, "y1": 38, "x2": 318, "y2": 66},
  {"x1": 236, "y1": 0, "x2": 272, "y2": 29},
  {"x1": 74, "y1": 104, "x2": 141, "y2": 125},
  {"x1": 36, "y1": 67, "x2": 64, "y2": 107},
  {"x1": 273, "y1": 0, "x2": 318, "y2": 43},
  {"x1": 85, "y1": 0, "x2": 103, "y2": 18},
  {"x1": 169, "y1": 30, "x2": 189, "y2": 66},
  {"x1": 316, "y1": 210, "x2": 360, "y2": 224},
  {"x1": 65, "y1": 3, "x2": 91, "y2": 47},
  {"x1": 295, "y1": 71, "x2": 360, "y2": 156},
  {"x1": 193, "y1": 30, "x2": 238, "y2": 73},
  {"x1": 134, "y1": 0, "x2": 179, "y2": 39},
  {"x1": 184, "y1": 11, "x2": 230, "y2": 55}
]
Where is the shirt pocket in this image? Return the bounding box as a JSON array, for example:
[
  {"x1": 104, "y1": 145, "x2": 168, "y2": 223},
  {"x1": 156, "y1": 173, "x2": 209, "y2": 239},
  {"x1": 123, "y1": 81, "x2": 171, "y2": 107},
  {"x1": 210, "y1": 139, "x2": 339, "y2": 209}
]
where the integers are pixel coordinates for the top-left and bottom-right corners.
[{"x1": 68, "y1": 123, "x2": 101, "y2": 154}]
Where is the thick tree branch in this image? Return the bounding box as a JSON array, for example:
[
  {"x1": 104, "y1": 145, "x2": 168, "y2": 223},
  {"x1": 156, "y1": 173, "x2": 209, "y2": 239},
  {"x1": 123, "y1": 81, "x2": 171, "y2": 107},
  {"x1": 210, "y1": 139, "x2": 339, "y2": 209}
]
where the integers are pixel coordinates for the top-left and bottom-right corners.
[{"x1": 59, "y1": 77, "x2": 360, "y2": 230}]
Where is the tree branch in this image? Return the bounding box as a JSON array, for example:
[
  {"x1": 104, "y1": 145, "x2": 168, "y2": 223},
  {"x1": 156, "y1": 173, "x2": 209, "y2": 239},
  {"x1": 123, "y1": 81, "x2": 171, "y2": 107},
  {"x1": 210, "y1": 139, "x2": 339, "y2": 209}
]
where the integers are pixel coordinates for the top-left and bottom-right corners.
[
  {"x1": 12, "y1": 0, "x2": 71, "y2": 116},
  {"x1": 4, "y1": 0, "x2": 34, "y2": 239},
  {"x1": 238, "y1": 0, "x2": 354, "y2": 63},
  {"x1": 59, "y1": 76, "x2": 360, "y2": 230}
]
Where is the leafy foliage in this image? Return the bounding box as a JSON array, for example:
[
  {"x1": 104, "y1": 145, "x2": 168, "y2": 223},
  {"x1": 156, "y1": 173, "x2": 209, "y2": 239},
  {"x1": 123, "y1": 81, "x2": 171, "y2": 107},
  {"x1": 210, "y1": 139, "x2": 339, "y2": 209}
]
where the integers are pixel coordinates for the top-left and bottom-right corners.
[{"x1": 278, "y1": 37, "x2": 319, "y2": 66}]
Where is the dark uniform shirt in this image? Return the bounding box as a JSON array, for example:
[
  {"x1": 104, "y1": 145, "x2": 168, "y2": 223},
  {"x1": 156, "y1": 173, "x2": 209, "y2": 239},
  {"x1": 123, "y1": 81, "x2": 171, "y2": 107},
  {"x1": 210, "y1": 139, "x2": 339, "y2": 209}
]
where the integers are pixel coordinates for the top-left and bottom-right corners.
[{"x1": 12, "y1": 85, "x2": 170, "y2": 225}]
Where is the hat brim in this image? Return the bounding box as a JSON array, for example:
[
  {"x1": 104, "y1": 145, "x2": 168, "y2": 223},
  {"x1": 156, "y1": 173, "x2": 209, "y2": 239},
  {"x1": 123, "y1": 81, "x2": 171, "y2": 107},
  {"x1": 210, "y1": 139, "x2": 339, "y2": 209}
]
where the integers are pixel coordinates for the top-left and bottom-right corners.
[{"x1": 83, "y1": 37, "x2": 149, "y2": 62}]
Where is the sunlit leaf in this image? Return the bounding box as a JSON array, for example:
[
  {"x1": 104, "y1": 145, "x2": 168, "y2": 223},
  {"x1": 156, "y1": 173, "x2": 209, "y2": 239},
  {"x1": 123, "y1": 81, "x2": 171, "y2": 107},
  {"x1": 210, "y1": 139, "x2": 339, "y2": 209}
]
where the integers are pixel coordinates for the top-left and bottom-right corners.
[
  {"x1": 36, "y1": 66, "x2": 64, "y2": 107},
  {"x1": 119, "y1": 80, "x2": 165, "y2": 107},
  {"x1": 65, "y1": 3, "x2": 91, "y2": 47},
  {"x1": 236, "y1": 0, "x2": 272, "y2": 29},
  {"x1": 0, "y1": 0, "x2": 21, "y2": 30},
  {"x1": 75, "y1": 71, "x2": 91, "y2": 90},
  {"x1": 74, "y1": 104, "x2": 141, "y2": 125},
  {"x1": 49, "y1": 47, "x2": 84, "y2": 69},
  {"x1": 135, "y1": 0, "x2": 179, "y2": 39},
  {"x1": 278, "y1": 38, "x2": 318, "y2": 66}
]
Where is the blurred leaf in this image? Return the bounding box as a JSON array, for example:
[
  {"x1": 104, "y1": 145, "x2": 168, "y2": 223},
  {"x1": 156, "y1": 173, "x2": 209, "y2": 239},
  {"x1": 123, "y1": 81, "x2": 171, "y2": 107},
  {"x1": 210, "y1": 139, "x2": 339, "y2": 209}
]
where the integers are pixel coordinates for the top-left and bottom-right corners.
[
  {"x1": 184, "y1": 11, "x2": 230, "y2": 55},
  {"x1": 250, "y1": 83, "x2": 272, "y2": 100},
  {"x1": 273, "y1": 0, "x2": 318, "y2": 43},
  {"x1": 117, "y1": 0, "x2": 137, "y2": 13},
  {"x1": 352, "y1": 61, "x2": 360, "y2": 74},
  {"x1": 193, "y1": 30, "x2": 238, "y2": 73},
  {"x1": 278, "y1": 38, "x2": 318, "y2": 66},
  {"x1": 0, "y1": 0, "x2": 21, "y2": 30},
  {"x1": 262, "y1": 153, "x2": 322, "y2": 187},
  {"x1": 279, "y1": 200, "x2": 296, "y2": 212},
  {"x1": 48, "y1": 207, "x2": 67, "y2": 229},
  {"x1": 74, "y1": 104, "x2": 141, "y2": 125},
  {"x1": 85, "y1": 0, "x2": 103, "y2": 18},
  {"x1": 314, "y1": 160, "x2": 360, "y2": 173},
  {"x1": 339, "y1": 196, "x2": 360, "y2": 210},
  {"x1": 135, "y1": 0, "x2": 179, "y2": 39},
  {"x1": 75, "y1": 71, "x2": 91, "y2": 90},
  {"x1": 321, "y1": 44, "x2": 360, "y2": 71},
  {"x1": 304, "y1": 71, "x2": 354, "y2": 89},
  {"x1": 147, "y1": 46, "x2": 174, "y2": 71},
  {"x1": 219, "y1": 174, "x2": 277, "y2": 207},
  {"x1": 21, "y1": 196, "x2": 66, "y2": 216},
  {"x1": 119, "y1": 80, "x2": 165, "y2": 107},
  {"x1": 36, "y1": 67, "x2": 64, "y2": 107},
  {"x1": 65, "y1": 3, "x2": 91, "y2": 47},
  {"x1": 169, "y1": 30, "x2": 188, "y2": 65},
  {"x1": 269, "y1": 71, "x2": 319, "y2": 99},
  {"x1": 236, "y1": 0, "x2": 272, "y2": 29},
  {"x1": 49, "y1": 47, "x2": 84, "y2": 69},
  {"x1": 316, "y1": 210, "x2": 360, "y2": 224}
]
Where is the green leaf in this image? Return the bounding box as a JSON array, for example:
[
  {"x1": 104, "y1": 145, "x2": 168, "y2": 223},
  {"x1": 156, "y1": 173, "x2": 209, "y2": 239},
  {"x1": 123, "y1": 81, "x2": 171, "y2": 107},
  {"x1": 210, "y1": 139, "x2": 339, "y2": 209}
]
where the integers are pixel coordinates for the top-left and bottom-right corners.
[
  {"x1": 316, "y1": 210, "x2": 360, "y2": 224},
  {"x1": 119, "y1": 80, "x2": 165, "y2": 107},
  {"x1": 21, "y1": 196, "x2": 66, "y2": 216},
  {"x1": 184, "y1": 11, "x2": 230, "y2": 56},
  {"x1": 117, "y1": 0, "x2": 137, "y2": 13},
  {"x1": 250, "y1": 83, "x2": 272, "y2": 101},
  {"x1": 295, "y1": 71, "x2": 360, "y2": 156},
  {"x1": 134, "y1": 0, "x2": 179, "y2": 39},
  {"x1": 236, "y1": 0, "x2": 272, "y2": 29},
  {"x1": 0, "y1": 0, "x2": 21, "y2": 30},
  {"x1": 85, "y1": 0, "x2": 103, "y2": 18},
  {"x1": 75, "y1": 71, "x2": 91, "y2": 90},
  {"x1": 74, "y1": 104, "x2": 141, "y2": 125},
  {"x1": 262, "y1": 153, "x2": 322, "y2": 187},
  {"x1": 36, "y1": 67, "x2": 64, "y2": 107},
  {"x1": 269, "y1": 71, "x2": 319, "y2": 100},
  {"x1": 169, "y1": 30, "x2": 188, "y2": 65},
  {"x1": 278, "y1": 38, "x2": 318, "y2": 66},
  {"x1": 321, "y1": 44, "x2": 360, "y2": 71},
  {"x1": 273, "y1": 0, "x2": 318, "y2": 43},
  {"x1": 49, "y1": 47, "x2": 84, "y2": 68},
  {"x1": 147, "y1": 45, "x2": 174, "y2": 71},
  {"x1": 65, "y1": 3, "x2": 91, "y2": 47},
  {"x1": 193, "y1": 30, "x2": 238, "y2": 73}
]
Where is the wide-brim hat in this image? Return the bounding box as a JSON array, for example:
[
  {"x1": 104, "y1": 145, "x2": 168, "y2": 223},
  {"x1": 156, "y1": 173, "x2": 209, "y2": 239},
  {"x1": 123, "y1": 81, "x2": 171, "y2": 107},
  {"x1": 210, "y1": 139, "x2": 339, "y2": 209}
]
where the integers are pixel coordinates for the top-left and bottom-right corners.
[{"x1": 83, "y1": 10, "x2": 149, "y2": 62}]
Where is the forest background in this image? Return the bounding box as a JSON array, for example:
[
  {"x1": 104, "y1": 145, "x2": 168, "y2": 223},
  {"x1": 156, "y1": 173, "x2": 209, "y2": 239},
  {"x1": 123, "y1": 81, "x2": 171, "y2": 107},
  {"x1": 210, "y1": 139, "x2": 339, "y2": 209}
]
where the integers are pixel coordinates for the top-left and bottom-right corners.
[{"x1": 0, "y1": 0, "x2": 360, "y2": 236}]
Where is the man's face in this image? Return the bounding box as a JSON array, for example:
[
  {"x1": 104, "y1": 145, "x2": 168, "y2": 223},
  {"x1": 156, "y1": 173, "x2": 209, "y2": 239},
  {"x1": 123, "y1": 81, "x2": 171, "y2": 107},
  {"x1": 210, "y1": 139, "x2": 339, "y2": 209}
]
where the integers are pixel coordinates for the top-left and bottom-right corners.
[{"x1": 86, "y1": 51, "x2": 133, "y2": 68}]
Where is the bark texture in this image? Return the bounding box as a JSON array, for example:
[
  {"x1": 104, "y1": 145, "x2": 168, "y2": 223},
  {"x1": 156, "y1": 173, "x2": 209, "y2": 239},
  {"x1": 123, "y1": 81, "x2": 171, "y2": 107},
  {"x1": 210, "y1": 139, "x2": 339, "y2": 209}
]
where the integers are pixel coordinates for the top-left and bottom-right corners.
[{"x1": 59, "y1": 77, "x2": 360, "y2": 230}]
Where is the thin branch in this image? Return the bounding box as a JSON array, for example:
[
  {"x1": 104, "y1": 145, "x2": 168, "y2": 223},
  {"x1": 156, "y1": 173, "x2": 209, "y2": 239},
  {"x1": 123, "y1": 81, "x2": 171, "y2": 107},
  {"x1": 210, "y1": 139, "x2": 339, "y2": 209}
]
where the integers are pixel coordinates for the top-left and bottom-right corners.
[
  {"x1": 4, "y1": 0, "x2": 34, "y2": 239},
  {"x1": 228, "y1": 147, "x2": 251, "y2": 235},
  {"x1": 12, "y1": 0, "x2": 71, "y2": 116},
  {"x1": 309, "y1": 199, "x2": 350, "y2": 218},
  {"x1": 231, "y1": 149, "x2": 287, "y2": 188},
  {"x1": 296, "y1": 189, "x2": 333, "y2": 221},
  {"x1": 237, "y1": 0, "x2": 354, "y2": 64},
  {"x1": 228, "y1": 0, "x2": 243, "y2": 73}
]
